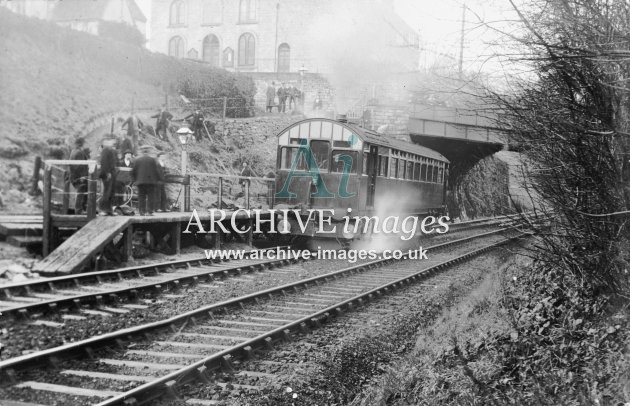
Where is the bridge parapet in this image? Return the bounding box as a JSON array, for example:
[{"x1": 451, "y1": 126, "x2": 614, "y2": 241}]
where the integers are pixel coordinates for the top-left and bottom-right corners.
[{"x1": 409, "y1": 104, "x2": 508, "y2": 146}]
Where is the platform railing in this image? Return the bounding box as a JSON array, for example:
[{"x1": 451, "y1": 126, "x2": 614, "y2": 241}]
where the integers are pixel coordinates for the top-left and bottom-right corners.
[
  {"x1": 188, "y1": 172, "x2": 276, "y2": 211},
  {"x1": 42, "y1": 160, "x2": 99, "y2": 255}
]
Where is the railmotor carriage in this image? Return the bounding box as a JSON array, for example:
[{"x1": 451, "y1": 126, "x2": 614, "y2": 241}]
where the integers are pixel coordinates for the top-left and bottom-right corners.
[{"x1": 273, "y1": 117, "x2": 449, "y2": 248}]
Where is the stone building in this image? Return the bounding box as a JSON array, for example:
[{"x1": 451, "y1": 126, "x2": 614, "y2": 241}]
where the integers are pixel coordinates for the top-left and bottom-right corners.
[{"x1": 149, "y1": 0, "x2": 419, "y2": 74}]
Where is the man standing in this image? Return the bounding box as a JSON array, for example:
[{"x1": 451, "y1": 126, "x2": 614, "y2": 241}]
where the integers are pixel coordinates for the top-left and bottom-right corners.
[
  {"x1": 266, "y1": 82, "x2": 276, "y2": 113},
  {"x1": 277, "y1": 84, "x2": 287, "y2": 113},
  {"x1": 121, "y1": 115, "x2": 143, "y2": 155},
  {"x1": 69, "y1": 137, "x2": 89, "y2": 215},
  {"x1": 132, "y1": 146, "x2": 162, "y2": 216},
  {"x1": 185, "y1": 109, "x2": 206, "y2": 142},
  {"x1": 153, "y1": 106, "x2": 173, "y2": 141},
  {"x1": 98, "y1": 137, "x2": 118, "y2": 216}
]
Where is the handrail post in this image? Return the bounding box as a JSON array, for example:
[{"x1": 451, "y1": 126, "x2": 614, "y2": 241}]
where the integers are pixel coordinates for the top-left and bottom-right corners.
[
  {"x1": 42, "y1": 166, "x2": 52, "y2": 256},
  {"x1": 246, "y1": 180, "x2": 252, "y2": 247},
  {"x1": 184, "y1": 175, "x2": 191, "y2": 212},
  {"x1": 86, "y1": 170, "x2": 97, "y2": 220},
  {"x1": 62, "y1": 170, "x2": 70, "y2": 214},
  {"x1": 217, "y1": 177, "x2": 223, "y2": 210}
]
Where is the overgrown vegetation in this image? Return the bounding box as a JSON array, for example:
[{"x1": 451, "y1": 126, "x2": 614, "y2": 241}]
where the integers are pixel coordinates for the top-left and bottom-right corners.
[{"x1": 466, "y1": 0, "x2": 630, "y2": 402}]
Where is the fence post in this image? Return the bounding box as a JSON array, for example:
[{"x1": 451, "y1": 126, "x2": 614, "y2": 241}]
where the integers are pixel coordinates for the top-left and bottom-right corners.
[
  {"x1": 86, "y1": 171, "x2": 97, "y2": 220},
  {"x1": 31, "y1": 156, "x2": 42, "y2": 195},
  {"x1": 217, "y1": 177, "x2": 223, "y2": 210},
  {"x1": 184, "y1": 175, "x2": 191, "y2": 212},
  {"x1": 62, "y1": 171, "x2": 70, "y2": 214},
  {"x1": 42, "y1": 166, "x2": 52, "y2": 256},
  {"x1": 222, "y1": 97, "x2": 227, "y2": 121}
]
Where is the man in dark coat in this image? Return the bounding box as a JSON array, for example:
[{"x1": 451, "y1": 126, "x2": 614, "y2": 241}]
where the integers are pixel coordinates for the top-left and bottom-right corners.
[
  {"x1": 132, "y1": 146, "x2": 163, "y2": 216},
  {"x1": 69, "y1": 137, "x2": 89, "y2": 214},
  {"x1": 277, "y1": 84, "x2": 287, "y2": 113},
  {"x1": 184, "y1": 109, "x2": 206, "y2": 142},
  {"x1": 152, "y1": 106, "x2": 173, "y2": 141},
  {"x1": 98, "y1": 137, "x2": 118, "y2": 215}
]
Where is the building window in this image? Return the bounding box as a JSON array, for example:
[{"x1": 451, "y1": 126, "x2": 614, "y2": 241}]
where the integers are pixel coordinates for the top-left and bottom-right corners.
[
  {"x1": 223, "y1": 47, "x2": 234, "y2": 67},
  {"x1": 202, "y1": 0, "x2": 222, "y2": 25},
  {"x1": 169, "y1": 0, "x2": 186, "y2": 26},
  {"x1": 168, "y1": 36, "x2": 185, "y2": 58},
  {"x1": 202, "y1": 35, "x2": 220, "y2": 66},
  {"x1": 239, "y1": 0, "x2": 256, "y2": 23},
  {"x1": 238, "y1": 33, "x2": 255, "y2": 66},
  {"x1": 277, "y1": 43, "x2": 290, "y2": 72}
]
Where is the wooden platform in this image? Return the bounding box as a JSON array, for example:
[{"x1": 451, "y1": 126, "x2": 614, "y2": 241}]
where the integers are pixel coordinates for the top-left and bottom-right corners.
[
  {"x1": 33, "y1": 210, "x2": 270, "y2": 276},
  {"x1": 33, "y1": 216, "x2": 131, "y2": 276},
  {"x1": 0, "y1": 214, "x2": 43, "y2": 247}
]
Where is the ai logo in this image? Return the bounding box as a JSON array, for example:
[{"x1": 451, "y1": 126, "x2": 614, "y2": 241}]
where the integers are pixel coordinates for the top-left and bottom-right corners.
[{"x1": 275, "y1": 137, "x2": 357, "y2": 199}]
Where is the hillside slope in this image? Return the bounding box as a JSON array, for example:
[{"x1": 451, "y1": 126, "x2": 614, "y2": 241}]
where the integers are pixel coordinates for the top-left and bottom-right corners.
[{"x1": 0, "y1": 8, "x2": 263, "y2": 212}]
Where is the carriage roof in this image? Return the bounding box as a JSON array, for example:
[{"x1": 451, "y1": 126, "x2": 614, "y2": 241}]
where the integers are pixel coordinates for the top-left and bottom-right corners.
[{"x1": 277, "y1": 118, "x2": 449, "y2": 163}]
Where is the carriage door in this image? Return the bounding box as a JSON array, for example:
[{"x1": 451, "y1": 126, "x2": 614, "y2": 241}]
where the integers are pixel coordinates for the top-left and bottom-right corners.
[{"x1": 367, "y1": 145, "x2": 378, "y2": 207}]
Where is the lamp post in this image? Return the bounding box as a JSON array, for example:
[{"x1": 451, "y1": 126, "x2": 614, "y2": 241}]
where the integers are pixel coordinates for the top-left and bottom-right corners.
[
  {"x1": 176, "y1": 127, "x2": 193, "y2": 174},
  {"x1": 298, "y1": 64, "x2": 307, "y2": 111}
]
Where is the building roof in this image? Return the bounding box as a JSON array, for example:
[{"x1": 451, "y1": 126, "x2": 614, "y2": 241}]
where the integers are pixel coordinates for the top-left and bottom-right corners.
[{"x1": 52, "y1": 0, "x2": 146, "y2": 23}]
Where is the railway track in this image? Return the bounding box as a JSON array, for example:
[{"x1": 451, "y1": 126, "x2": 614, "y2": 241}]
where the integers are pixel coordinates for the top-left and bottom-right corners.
[
  {"x1": 0, "y1": 213, "x2": 527, "y2": 322},
  {"x1": 0, "y1": 226, "x2": 529, "y2": 406}
]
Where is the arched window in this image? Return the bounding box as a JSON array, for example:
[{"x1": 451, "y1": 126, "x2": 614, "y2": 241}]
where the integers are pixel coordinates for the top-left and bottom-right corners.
[
  {"x1": 238, "y1": 33, "x2": 255, "y2": 66},
  {"x1": 169, "y1": 0, "x2": 186, "y2": 25},
  {"x1": 168, "y1": 36, "x2": 185, "y2": 58},
  {"x1": 277, "y1": 43, "x2": 290, "y2": 72},
  {"x1": 202, "y1": 0, "x2": 222, "y2": 25},
  {"x1": 202, "y1": 35, "x2": 220, "y2": 66},
  {"x1": 239, "y1": 0, "x2": 256, "y2": 23},
  {"x1": 223, "y1": 47, "x2": 234, "y2": 67}
]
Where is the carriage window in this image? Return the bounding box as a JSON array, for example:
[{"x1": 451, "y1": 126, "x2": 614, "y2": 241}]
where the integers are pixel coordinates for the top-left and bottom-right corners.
[
  {"x1": 280, "y1": 147, "x2": 306, "y2": 170},
  {"x1": 310, "y1": 140, "x2": 330, "y2": 170},
  {"x1": 432, "y1": 165, "x2": 439, "y2": 183},
  {"x1": 279, "y1": 132, "x2": 288, "y2": 145},
  {"x1": 332, "y1": 124, "x2": 343, "y2": 141},
  {"x1": 362, "y1": 152, "x2": 369, "y2": 175},
  {"x1": 427, "y1": 165, "x2": 434, "y2": 183},
  {"x1": 378, "y1": 156, "x2": 388, "y2": 177},
  {"x1": 310, "y1": 121, "x2": 322, "y2": 139},
  {"x1": 299, "y1": 122, "x2": 311, "y2": 137},
  {"x1": 390, "y1": 158, "x2": 398, "y2": 178},
  {"x1": 398, "y1": 159, "x2": 406, "y2": 179},
  {"x1": 437, "y1": 167, "x2": 444, "y2": 183},
  {"x1": 334, "y1": 140, "x2": 352, "y2": 148},
  {"x1": 407, "y1": 161, "x2": 414, "y2": 180},
  {"x1": 414, "y1": 162, "x2": 421, "y2": 181},
  {"x1": 321, "y1": 121, "x2": 333, "y2": 139},
  {"x1": 421, "y1": 164, "x2": 427, "y2": 181},
  {"x1": 332, "y1": 151, "x2": 358, "y2": 173}
]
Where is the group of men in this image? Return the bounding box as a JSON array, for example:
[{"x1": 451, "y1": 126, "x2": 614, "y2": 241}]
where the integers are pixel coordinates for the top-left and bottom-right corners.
[
  {"x1": 69, "y1": 136, "x2": 170, "y2": 216},
  {"x1": 266, "y1": 82, "x2": 302, "y2": 113}
]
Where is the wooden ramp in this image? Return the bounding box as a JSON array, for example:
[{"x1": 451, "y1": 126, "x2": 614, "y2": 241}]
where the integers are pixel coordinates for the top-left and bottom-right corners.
[{"x1": 33, "y1": 216, "x2": 131, "y2": 276}]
